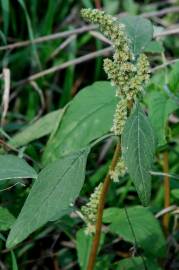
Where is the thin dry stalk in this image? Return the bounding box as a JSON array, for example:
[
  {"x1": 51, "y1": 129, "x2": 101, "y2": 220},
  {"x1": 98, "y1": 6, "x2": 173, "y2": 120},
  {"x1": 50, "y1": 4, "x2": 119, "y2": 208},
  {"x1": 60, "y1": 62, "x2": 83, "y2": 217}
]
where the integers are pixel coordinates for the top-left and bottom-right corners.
[{"x1": 1, "y1": 68, "x2": 11, "y2": 126}]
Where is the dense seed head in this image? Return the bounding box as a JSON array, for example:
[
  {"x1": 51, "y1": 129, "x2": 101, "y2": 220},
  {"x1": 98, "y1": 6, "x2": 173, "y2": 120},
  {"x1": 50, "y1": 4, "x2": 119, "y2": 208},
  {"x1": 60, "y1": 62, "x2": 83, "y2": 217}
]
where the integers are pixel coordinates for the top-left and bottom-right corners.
[
  {"x1": 81, "y1": 8, "x2": 150, "y2": 139},
  {"x1": 81, "y1": 183, "x2": 103, "y2": 234}
]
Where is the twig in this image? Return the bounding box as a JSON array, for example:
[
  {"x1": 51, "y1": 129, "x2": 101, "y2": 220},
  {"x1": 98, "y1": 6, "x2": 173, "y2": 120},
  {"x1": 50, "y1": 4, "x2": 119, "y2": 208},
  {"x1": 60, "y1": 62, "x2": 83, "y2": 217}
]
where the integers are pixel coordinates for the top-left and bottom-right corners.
[
  {"x1": 142, "y1": 6, "x2": 179, "y2": 18},
  {"x1": 15, "y1": 47, "x2": 113, "y2": 86},
  {"x1": 90, "y1": 31, "x2": 112, "y2": 45},
  {"x1": 0, "y1": 6, "x2": 178, "y2": 52},
  {"x1": 13, "y1": 33, "x2": 179, "y2": 86},
  {"x1": 150, "y1": 58, "x2": 179, "y2": 72},
  {"x1": 146, "y1": 0, "x2": 177, "y2": 8},
  {"x1": 47, "y1": 35, "x2": 76, "y2": 61},
  {"x1": 155, "y1": 205, "x2": 177, "y2": 218},
  {"x1": 0, "y1": 139, "x2": 41, "y2": 168},
  {"x1": 163, "y1": 151, "x2": 170, "y2": 235},
  {"x1": 154, "y1": 27, "x2": 179, "y2": 38},
  {"x1": 1, "y1": 68, "x2": 10, "y2": 126},
  {"x1": 150, "y1": 171, "x2": 179, "y2": 180},
  {"x1": 87, "y1": 143, "x2": 120, "y2": 270},
  {"x1": 0, "y1": 25, "x2": 96, "y2": 51},
  {"x1": 63, "y1": 261, "x2": 77, "y2": 270},
  {"x1": 0, "y1": 182, "x2": 26, "y2": 192}
]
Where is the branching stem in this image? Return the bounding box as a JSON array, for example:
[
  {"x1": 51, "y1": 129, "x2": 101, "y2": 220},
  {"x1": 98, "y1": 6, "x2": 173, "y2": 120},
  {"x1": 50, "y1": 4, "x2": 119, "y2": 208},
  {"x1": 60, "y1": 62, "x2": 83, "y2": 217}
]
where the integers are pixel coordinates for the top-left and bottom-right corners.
[{"x1": 87, "y1": 142, "x2": 121, "y2": 270}]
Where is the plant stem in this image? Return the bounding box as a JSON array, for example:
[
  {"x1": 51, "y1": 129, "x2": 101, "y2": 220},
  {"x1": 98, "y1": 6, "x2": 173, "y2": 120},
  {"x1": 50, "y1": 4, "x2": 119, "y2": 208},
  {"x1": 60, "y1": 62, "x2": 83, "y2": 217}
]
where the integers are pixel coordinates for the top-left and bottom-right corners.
[
  {"x1": 87, "y1": 142, "x2": 121, "y2": 270},
  {"x1": 163, "y1": 150, "x2": 170, "y2": 234}
]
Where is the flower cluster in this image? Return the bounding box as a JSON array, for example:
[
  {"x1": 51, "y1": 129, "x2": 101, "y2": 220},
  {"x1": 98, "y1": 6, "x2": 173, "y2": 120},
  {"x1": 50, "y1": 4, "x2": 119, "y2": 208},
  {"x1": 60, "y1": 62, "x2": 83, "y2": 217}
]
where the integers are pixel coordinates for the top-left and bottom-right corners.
[
  {"x1": 110, "y1": 158, "x2": 127, "y2": 183},
  {"x1": 81, "y1": 8, "x2": 132, "y2": 63},
  {"x1": 81, "y1": 183, "x2": 103, "y2": 234},
  {"x1": 111, "y1": 99, "x2": 127, "y2": 135},
  {"x1": 81, "y1": 8, "x2": 150, "y2": 137}
]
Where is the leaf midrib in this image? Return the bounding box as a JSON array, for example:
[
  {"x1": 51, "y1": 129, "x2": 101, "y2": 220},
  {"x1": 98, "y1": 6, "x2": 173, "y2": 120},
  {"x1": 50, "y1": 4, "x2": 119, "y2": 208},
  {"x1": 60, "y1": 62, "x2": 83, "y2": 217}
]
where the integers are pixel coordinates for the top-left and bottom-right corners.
[{"x1": 15, "y1": 150, "x2": 86, "y2": 228}]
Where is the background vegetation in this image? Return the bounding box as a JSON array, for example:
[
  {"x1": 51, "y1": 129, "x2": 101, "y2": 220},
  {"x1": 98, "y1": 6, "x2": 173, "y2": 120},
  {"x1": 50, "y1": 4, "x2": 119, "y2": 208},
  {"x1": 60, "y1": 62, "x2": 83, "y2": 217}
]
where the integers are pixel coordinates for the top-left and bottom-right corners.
[{"x1": 0, "y1": 0, "x2": 179, "y2": 269}]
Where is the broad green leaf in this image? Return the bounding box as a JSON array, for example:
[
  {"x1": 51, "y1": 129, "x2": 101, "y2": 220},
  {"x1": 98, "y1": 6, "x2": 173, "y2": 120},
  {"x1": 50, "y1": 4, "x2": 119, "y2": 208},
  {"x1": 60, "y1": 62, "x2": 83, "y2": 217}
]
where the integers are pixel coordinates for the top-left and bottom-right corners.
[
  {"x1": 144, "y1": 41, "x2": 164, "y2": 53},
  {"x1": 43, "y1": 81, "x2": 117, "y2": 164},
  {"x1": 9, "y1": 109, "x2": 64, "y2": 148},
  {"x1": 76, "y1": 228, "x2": 105, "y2": 270},
  {"x1": 146, "y1": 92, "x2": 178, "y2": 146},
  {"x1": 121, "y1": 104, "x2": 155, "y2": 206},
  {"x1": 116, "y1": 257, "x2": 162, "y2": 270},
  {"x1": 119, "y1": 16, "x2": 153, "y2": 55},
  {"x1": 6, "y1": 148, "x2": 89, "y2": 248},
  {"x1": 0, "y1": 207, "x2": 15, "y2": 231},
  {"x1": 0, "y1": 155, "x2": 37, "y2": 181},
  {"x1": 103, "y1": 206, "x2": 166, "y2": 257}
]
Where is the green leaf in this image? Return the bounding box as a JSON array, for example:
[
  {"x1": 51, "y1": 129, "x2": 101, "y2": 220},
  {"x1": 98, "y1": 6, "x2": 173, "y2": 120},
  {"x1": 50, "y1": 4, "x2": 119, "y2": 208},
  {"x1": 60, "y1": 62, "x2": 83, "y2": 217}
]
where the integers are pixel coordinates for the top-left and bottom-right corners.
[
  {"x1": 9, "y1": 109, "x2": 64, "y2": 148},
  {"x1": 1, "y1": 0, "x2": 9, "y2": 35},
  {"x1": 0, "y1": 155, "x2": 37, "y2": 181},
  {"x1": 103, "y1": 0, "x2": 119, "y2": 15},
  {"x1": 122, "y1": 0, "x2": 139, "y2": 15},
  {"x1": 76, "y1": 228, "x2": 93, "y2": 270},
  {"x1": 116, "y1": 257, "x2": 162, "y2": 270},
  {"x1": 103, "y1": 206, "x2": 166, "y2": 257},
  {"x1": 6, "y1": 148, "x2": 89, "y2": 248},
  {"x1": 144, "y1": 41, "x2": 164, "y2": 53},
  {"x1": 146, "y1": 92, "x2": 178, "y2": 146},
  {"x1": 171, "y1": 189, "x2": 179, "y2": 200},
  {"x1": 43, "y1": 81, "x2": 117, "y2": 164},
  {"x1": 17, "y1": 0, "x2": 34, "y2": 43},
  {"x1": 169, "y1": 62, "x2": 179, "y2": 92},
  {"x1": 10, "y1": 251, "x2": 19, "y2": 270},
  {"x1": 0, "y1": 207, "x2": 15, "y2": 231},
  {"x1": 119, "y1": 16, "x2": 153, "y2": 55},
  {"x1": 95, "y1": 255, "x2": 113, "y2": 270},
  {"x1": 121, "y1": 104, "x2": 155, "y2": 206},
  {"x1": 76, "y1": 228, "x2": 105, "y2": 270}
]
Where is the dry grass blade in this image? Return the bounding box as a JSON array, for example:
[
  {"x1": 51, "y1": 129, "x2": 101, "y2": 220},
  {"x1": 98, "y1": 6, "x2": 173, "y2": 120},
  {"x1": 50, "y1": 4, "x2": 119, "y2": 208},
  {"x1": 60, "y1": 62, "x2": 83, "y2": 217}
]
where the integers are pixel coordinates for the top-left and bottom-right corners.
[
  {"x1": 15, "y1": 47, "x2": 113, "y2": 86},
  {"x1": 0, "y1": 25, "x2": 96, "y2": 51},
  {"x1": 47, "y1": 35, "x2": 76, "y2": 61},
  {"x1": 1, "y1": 68, "x2": 10, "y2": 126}
]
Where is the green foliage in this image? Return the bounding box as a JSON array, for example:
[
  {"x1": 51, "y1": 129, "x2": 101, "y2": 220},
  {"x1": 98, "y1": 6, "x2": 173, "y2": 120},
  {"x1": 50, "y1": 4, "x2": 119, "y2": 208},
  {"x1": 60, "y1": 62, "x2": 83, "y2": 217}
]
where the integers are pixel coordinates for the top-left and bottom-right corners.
[
  {"x1": 116, "y1": 257, "x2": 162, "y2": 270},
  {"x1": 9, "y1": 109, "x2": 64, "y2": 148},
  {"x1": 0, "y1": 155, "x2": 37, "y2": 181},
  {"x1": 103, "y1": 206, "x2": 166, "y2": 257},
  {"x1": 0, "y1": 2, "x2": 178, "y2": 269},
  {"x1": 43, "y1": 81, "x2": 117, "y2": 164},
  {"x1": 119, "y1": 15, "x2": 153, "y2": 55},
  {"x1": 146, "y1": 91, "x2": 178, "y2": 146},
  {"x1": 76, "y1": 228, "x2": 105, "y2": 270},
  {"x1": 1, "y1": 0, "x2": 9, "y2": 35},
  {"x1": 144, "y1": 41, "x2": 164, "y2": 53},
  {"x1": 169, "y1": 62, "x2": 179, "y2": 92},
  {"x1": 76, "y1": 229, "x2": 93, "y2": 270},
  {"x1": 10, "y1": 251, "x2": 19, "y2": 270},
  {"x1": 122, "y1": 104, "x2": 156, "y2": 206},
  {"x1": 7, "y1": 148, "x2": 89, "y2": 248},
  {"x1": 0, "y1": 207, "x2": 15, "y2": 231}
]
